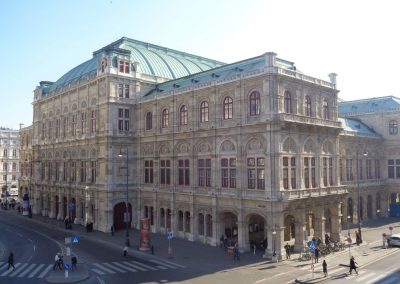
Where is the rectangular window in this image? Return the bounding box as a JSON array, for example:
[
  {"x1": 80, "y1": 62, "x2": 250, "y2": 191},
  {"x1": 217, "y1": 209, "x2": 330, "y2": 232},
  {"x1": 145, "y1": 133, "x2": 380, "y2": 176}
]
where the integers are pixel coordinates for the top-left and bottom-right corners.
[
  {"x1": 248, "y1": 157, "x2": 265, "y2": 190},
  {"x1": 346, "y1": 159, "x2": 353, "y2": 181},
  {"x1": 397, "y1": 159, "x2": 400, "y2": 179},
  {"x1": 12, "y1": 149, "x2": 17, "y2": 157},
  {"x1": 63, "y1": 162, "x2": 67, "y2": 181},
  {"x1": 80, "y1": 161, "x2": 86, "y2": 182},
  {"x1": 283, "y1": 157, "x2": 289, "y2": 189},
  {"x1": 90, "y1": 161, "x2": 97, "y2": 183},
  {"x1": 366, "y1": 159, "x2": 372, "y2": 179},
  {"x1": 118, "y1": 84, "x2": 123, "y2": 97},
  {"x1": 63, "y1": 117, "x2": 68, "y2": 138},
  {"x1": 290, "y1": 157, "x2": 296, "y2": 189},
  {"x1": 358, "y1": 159, "x2": 363, "y2": 180},
  {"x1": 125, "y1": 61, "x2": 130, "y2": 73},
  {"x1": 118, "y1": 108, "x2": 129, "y2": 132},
  {"x1": 388, "y1": 159, "x2": 395, "y2": 179},
  {"x1": 221, "y1": 158, "x2": 236, "y2": 188},
  {"x1": 119, "y1": 60, "x2": 124, "y2": 72},
  {"x1": 160, "y1": 160, "x2": 171, "y2": 185},
  {"x1": 323, "y1": 157, "x2": 328, "y2": 186},
  {"x1": 90, "y1": 110, "x2": 96, "y2": 133},
  {"x1": 55, "y1": 162, "x2": 59, "y2": 181},
  {"x1": 304, "y1": 158, "x2": 310, "y2": 188},
  {"x1": 56, "y1": 119, "x2": 60, "y2": 138},
  {"x1": 144, "y1": 160, "x2": 154, "y2": 184},
  {"x1": 198, "y1": 159, "x2": 211, "y2": 187},
  {"x1": 71, "y1": 114, "x2": 77, "y2": 136},
  {"x1": 71, "y1": 161, "x2": 76, "y2": 182},
  {"x1": 125, "y1": 84, "x2": 130, "y2": 98},
  {"x1": 178, "y1": 159, "x2": 190, "y2": 186},
  {"x1": 81, "y1": 112, "x2": 86, "y2": 134},
  {"x1": 328, "y1": 158, "x2": 333, "y2": 185},
  {"x1": 375, "y1": 159, "x2": 380, "y2": 179}
]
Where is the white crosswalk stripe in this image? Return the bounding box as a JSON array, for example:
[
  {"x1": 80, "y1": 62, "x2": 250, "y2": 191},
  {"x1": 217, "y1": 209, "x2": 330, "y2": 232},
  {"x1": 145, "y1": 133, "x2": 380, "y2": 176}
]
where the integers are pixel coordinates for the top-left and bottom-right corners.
[
  {"x1": 0, "y1": 262, "x2": 54, "y2": 279},
  {"x1": 28, "y1": 263, "x2": 45, "y2": 278},
  {"x1": 1, "y1": 263, "x2": 22, "y2": 276},
  {"x1": 9, "y1": 262, "x2": 29, "y2": 277},
  {"x1": 17, "y1": 263, "x2": 36, "y2": 277},
  {"x1": 37, "y1": 264, "x2": 53, "y2": 278},
  {"x1": 90, "y1": 259, "x2": 184, "y2": 275}
]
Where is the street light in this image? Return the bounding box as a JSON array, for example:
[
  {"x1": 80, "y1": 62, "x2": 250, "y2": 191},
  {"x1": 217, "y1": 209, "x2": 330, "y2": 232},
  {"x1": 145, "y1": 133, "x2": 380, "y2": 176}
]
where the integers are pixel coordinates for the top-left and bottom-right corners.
[
  {"x1": 118, "y1": 148, "x2": 130, "y2": 247},
  {"x1": 272, "y1": 229, "x2": 277, "y2": 257},
  {"x1": 356, "y1": 149, "x2": 368, "y2": 243},
  {"x1": 347, "y1": 215, "x2": 351, "y2": 259}
]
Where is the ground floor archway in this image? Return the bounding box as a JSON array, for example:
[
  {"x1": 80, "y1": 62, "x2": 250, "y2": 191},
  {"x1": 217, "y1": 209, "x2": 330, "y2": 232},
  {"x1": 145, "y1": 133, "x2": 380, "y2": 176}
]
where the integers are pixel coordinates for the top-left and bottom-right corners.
[
  {"x1": 248, "y1": 214, "x2": 265, "y2": 249},
  {"x1": 113, "y1": 202, "x2": 132, "y2": 230}
]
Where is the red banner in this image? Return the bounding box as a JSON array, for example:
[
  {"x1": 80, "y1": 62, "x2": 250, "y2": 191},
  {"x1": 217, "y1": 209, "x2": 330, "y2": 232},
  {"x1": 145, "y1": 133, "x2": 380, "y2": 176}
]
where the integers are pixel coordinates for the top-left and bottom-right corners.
[{"x1": 139, "y1": 218, "x2": 151, "y2": 251}]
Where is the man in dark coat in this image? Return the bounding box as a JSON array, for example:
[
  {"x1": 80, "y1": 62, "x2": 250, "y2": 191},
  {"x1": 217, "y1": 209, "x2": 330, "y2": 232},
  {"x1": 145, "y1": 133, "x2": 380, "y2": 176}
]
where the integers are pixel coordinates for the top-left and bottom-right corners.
[
  {"x1": 349, "y1": 256, "x2": 358, "y2": 275},
  {"x1": 8, "y1": 252, "x2": 15, "y2": 270}
]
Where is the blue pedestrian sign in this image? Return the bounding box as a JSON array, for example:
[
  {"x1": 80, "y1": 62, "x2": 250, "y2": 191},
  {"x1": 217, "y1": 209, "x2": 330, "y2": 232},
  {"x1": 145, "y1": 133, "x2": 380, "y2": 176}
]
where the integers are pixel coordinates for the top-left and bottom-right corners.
[
  {"x1": 307, "y1": 241, "x2": 316, "y2": 254},
  {"x1": 64, "y1": 263, "x2": 70, "y2": 270},
  {"x1": 72, "y1": 235, "x2": 80, "y2": 243},
  {"x1": 167, "y1": 231, "x2": 174, "y2": 240}
]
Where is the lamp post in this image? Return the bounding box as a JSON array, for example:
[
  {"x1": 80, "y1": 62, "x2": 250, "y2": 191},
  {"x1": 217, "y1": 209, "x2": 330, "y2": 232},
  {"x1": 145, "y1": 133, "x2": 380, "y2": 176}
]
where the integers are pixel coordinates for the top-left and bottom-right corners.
[
  {"x1": 356, "y1": 150, "x2": 368, "y2": 243},
  {"x1": 118, "y1": 148, "x2": 130, "y2": 247},
  {"x1": 347, "y1": 215, "x2": 351, "y2": 259},
  {"x1": 272, "y1": 229, "x2": 277, "y2": 257}
]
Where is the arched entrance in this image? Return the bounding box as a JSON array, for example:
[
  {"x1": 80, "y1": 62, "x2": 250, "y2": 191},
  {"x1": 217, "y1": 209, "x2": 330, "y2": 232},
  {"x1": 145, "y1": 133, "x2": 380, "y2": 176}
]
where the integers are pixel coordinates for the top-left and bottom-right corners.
[
  {"x1": 376, "y1": 193, "x2": 381, "y2": 216},
  {"x1": 284, "y1": 215, "x2": 295, "y2": 241},
  {"x1": 113, "y1": 202, "x2": 132, "y2": 230},
  {"x1": 347, "y1": 198, "x2": 353, "y2": 223},
  {"x1": 248, "y1": 214, "x2": 265, "y2": 249},
  {"x1": 222, "y1": 212, "x2": 238, "y2": 244},
  {"x1": 367, "y1": 195, "x2": 373, "y2": 219}
]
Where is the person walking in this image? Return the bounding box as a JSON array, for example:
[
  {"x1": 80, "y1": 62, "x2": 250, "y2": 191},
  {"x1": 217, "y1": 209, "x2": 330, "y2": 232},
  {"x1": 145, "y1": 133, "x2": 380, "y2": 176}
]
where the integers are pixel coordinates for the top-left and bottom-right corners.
[
  {"x1": 7, "y1": 252, "x2": 15, "y2": 270},
  {"x1": 123, "y1": 245, "x2": 128, "y2": 257},
  {"x1": 53, "y1": 253, "x2": 60, "y2": 270},
  {"x1": 314, "y1": 246, "x2": 319, "y2": 263},
  {"x1": 71, "y1": 255, "x2": 77, "y2": 271},
  {"x1": 349, "y1": 256, "x2": 358, "y2": 275},
  {"x1": 322, "y1": 259, "x2": 328, "y2": 277},
  {"x1": 284, "y1": 243, "x2": 291, "y2": 259},
  {"x1": 111, "y1": 225, "x2": 115, "y2": 236}
]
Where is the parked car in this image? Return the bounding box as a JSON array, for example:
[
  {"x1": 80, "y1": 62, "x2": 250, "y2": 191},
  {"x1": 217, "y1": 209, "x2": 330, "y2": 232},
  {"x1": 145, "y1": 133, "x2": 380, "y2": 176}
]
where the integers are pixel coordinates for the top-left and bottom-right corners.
[{"x1": 388, "y1": 234, "x2": 400, "y2": 246}]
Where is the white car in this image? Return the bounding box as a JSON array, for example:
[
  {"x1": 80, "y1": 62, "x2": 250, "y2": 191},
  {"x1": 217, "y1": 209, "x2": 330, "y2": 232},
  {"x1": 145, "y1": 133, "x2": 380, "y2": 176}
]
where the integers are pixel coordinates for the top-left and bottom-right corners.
[{"x1": 388, "y1": 234, "x2": 400, "y2": 246}]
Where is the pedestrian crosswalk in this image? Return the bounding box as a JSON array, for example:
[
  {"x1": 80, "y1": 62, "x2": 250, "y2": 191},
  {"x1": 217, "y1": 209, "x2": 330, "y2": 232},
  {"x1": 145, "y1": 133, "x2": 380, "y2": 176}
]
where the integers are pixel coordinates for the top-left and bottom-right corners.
[
  {"x1": 301, "y1": 264, "x2": 400, "y2": 283},
  {"x1": 0, "y1": 261, "x2": 53, "y2": 279},
  {"x1": 0, "y1": 258, "x2": 184, "y2": 279},
  {"x1": 89, "y1": 259, "x2": 185, "y2": 276}
]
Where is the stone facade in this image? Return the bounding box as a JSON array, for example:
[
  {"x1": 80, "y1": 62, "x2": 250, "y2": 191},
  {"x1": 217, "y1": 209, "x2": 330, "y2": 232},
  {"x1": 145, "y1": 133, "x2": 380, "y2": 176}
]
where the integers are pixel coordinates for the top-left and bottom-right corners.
[
  {"x1": 1, "y1": 127, "x2": 20, "y2": 199},
  {"x1": 21, "y1": 38, "x2": 400, "y2": 259}
]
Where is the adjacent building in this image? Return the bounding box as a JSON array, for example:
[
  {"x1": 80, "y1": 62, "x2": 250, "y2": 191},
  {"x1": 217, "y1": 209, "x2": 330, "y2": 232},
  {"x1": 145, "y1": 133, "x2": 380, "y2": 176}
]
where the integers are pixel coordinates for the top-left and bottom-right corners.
[
  {"x1": 1, "y1": 127, "x2": 20, "y2": 200},
  {"x1": 20, "y1": 37, "x2": 400, "y2": 258}
]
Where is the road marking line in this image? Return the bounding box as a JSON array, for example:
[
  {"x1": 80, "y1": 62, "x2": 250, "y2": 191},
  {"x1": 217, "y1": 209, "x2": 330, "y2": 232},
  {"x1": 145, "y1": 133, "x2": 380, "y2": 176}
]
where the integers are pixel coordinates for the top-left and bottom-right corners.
[
  {"x1": 112, "y1": 262, "x2": 137, "y2": 272},
  {"x1": 328, "y1": 267, "x2": 346, "y2": 275},
  {"x1": 102, "y1": 262, "x2": 127, "y2": 273},
  {"x1": 92, "y1": 263, "x2": 115, "y2": 274},
  {"x1": 156, "y1": 265, "x2": 168, "y2": 270},
  {"x1": 122, "y1": 261, "x2": 147, "y2": 271},
  {"x1": 9, "y1": 262, "x2": 28, "y2": 277},
  {"x1": 92, "y1": 268, "x2": 106, "y2": 275},
  {"x1": 131, "y1": 261, "x2": 158, "y2": 271},
  {"x1": 37, "y1": 264, "x2": 53, "y2": 278},
  {"x1": 149, "y1": 259, "x2": 177, "y2": 269},
  {"x1": 18, "y1": 263, "x2": 36, "y2": 277},
  {"x1": 1, "y1": 263, "x2": 21, "y2": 276},
  {"x1": 356, "y1": 272, "x2": 376, "y2": 282},
  {"x1": 162, "y1": 259, "x2": 186, "y2": 268},
  {"x1": 28, "y1": 263, "x2": 45, "y2": 278}
]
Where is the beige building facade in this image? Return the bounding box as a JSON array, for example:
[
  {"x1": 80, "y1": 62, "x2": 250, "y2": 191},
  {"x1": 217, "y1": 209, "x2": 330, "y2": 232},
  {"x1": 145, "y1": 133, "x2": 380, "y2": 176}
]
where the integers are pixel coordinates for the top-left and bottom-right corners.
[
  {"x1": 21, "y1": 37, "x2": 400, "y2": 259},
  {"x1": 1, "y1": 127, "x2": 20, "y2": 199}
]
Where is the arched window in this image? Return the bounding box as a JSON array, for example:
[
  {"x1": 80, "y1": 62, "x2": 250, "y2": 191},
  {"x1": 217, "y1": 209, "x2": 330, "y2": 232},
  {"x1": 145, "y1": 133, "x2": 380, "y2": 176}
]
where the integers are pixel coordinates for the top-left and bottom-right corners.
[
  {"x1": 145, "y1": 112, "x2": 152, "y2": 130},
  {"x1": 284, "y1": 91, "x2": 292, "y2": 113},
  {"x1": 249, "y1": 91, "x2": 261, "y2": 116},
  {"x1": 323, "y1": 99, "x2": 329, "y2": 119},
  {"x1": 305, "y1": 96, "x2": 312, "y2": 117},
  {"x1": 389, "y1": 120, "x2": 398, "y2": 135},
  {"x1": 200, "y1": 101, "x2": 209, "y2": 122},
  {"x1": 223, "y1": 97, "x2": 233, "y2": 120},
  {"x1": 161, "y1": 109, "x2": 169, "y2": 128},
  {"x1": 180, "y1": 105, "x2": 188, "y2": 125},
  {"x1": 198, "y1": 213, "x2": 204, "y2": 235}
]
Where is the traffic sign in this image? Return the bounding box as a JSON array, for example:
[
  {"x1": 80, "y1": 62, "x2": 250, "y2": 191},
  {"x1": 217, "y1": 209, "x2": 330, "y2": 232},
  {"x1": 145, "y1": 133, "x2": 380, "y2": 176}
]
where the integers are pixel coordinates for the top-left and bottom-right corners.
[
  {"x1": 65, "y1": 237, "x2": 71, "y2": 245},
  {"x1": 68, "y1": 203, "x2": 75, "y2": 210},
  {"x1": 307, "y1": 241, "x2": 316, "y2": 254},
  {"x1": 72, "y1": 235, "x2": 80, "y2": 243},
  {"x1": 64, "y1": 263, "x2": 70, "y2": 270},
  {"x1": 167, "y1": 231, "x2": 174, "y2": 240}
]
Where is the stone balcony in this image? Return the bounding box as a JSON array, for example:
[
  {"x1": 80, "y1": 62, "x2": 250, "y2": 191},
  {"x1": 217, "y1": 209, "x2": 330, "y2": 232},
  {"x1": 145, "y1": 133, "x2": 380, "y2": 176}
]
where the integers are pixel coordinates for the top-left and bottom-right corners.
[
  {"x1": 277, "y1": 113, "x2": 342, "y2": 129},
  {"x1": 280, "y1": 185, "x2": 348, "y2": 200}
]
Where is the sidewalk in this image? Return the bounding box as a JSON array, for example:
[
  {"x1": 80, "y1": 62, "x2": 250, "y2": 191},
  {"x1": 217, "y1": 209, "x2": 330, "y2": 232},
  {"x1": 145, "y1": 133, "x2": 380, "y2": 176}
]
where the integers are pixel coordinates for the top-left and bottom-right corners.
[{"x1": 2, "y1": 208, "x2": 400, "y2": 284}]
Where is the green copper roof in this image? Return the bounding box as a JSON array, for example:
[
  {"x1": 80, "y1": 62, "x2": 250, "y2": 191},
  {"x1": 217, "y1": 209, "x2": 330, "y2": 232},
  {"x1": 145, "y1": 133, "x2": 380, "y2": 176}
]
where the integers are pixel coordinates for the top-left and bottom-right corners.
[
  {"x1": 44, "y1": 37, "x2": 225, "y2": 94},
  {"x1": 339, "y1": 117, "x2": 381, "y2": 138},
  {"x1": 339, "y1": 96, "x2": 400, "y2": 116}
]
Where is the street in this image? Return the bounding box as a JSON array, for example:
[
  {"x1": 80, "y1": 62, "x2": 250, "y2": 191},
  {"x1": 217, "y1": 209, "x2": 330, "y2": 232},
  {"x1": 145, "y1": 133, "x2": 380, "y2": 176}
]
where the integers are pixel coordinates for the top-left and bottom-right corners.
[{"x1": 1, "y1": 208, "x2": 400, "y2": 284}]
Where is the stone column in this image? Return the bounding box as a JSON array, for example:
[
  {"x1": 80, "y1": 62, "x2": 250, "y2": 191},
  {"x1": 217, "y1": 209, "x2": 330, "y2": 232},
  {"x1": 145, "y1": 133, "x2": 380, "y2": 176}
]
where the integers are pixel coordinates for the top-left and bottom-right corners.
[
  {"x1": 330, "y1": 203, "x2": 342, "y2": 241},
  {"x1": 152, "y1": 198, "x2": 158, "y2": 233},
  {"x1": 314, "y1": 207, "x2": 326, "y2": 240},
  {"x1": 74, "y1": 199, "x2": 82, "y2": 224},
  {"x1": 57, "y1": 196, "x2": 64, "y2": 220},
  {"x1": 294, "y1": 217, "x2": 307, "y2": 252},
  {"x1": 49, "y1": 195, "x2": 56, "y2": 219}
]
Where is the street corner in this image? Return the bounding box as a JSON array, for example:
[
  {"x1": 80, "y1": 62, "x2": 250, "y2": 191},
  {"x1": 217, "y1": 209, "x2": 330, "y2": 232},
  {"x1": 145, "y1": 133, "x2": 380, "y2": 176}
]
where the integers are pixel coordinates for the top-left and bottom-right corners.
[{"x1": 45, "y1": 264, "x2": 90, "y2": 284}]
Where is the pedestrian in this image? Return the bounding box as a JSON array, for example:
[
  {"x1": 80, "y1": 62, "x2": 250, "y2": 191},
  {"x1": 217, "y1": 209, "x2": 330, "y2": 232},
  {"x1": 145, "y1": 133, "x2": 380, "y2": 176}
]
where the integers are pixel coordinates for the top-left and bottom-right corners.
[
  {"x1": 65, "y1": 217, "x2": 69, "y2": 229},
  {"x1": 53, "y1": 253, "x2": 60, "y2": 270},
  {"x1": 322, "y1": 259, "x2": 328, "y2": 277},
  {"x1": 355, "y1": 231, "x2": 361, "y2": 246},
  {"x1": 57, "y1": 253, "x2": 64, "y2": 270},
  {"x1": 314, "y1": 246, "x2": 319, "y2": 263},
  {"x1": 284, "y1": 243, "x2": 291, "y2": 259},
  {"x1": 349, "y1": 256, "x2": 358, "y2": 275},
  {"x1": 71, "y1": 255, "x2": 77, "y2": 271},
  {"x1": 151, "y1": 245, "x2": 154, "y2": 255},
  {"x1": 7, "y1": 252, "x2": 15, "y2": 270},
  {"x1": 111, "y1": 225, "x2": 115, "y2": 236},
  {"x1": 123, "y1": 245, "x2": 128, "y2": 257}
]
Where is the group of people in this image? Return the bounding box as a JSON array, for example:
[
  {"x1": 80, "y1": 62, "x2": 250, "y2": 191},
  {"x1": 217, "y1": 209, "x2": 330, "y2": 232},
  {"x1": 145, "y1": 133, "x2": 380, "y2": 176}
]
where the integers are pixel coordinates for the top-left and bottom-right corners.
[{"x1": 53, "y1": 252, "x2": 78, "y2": 271}]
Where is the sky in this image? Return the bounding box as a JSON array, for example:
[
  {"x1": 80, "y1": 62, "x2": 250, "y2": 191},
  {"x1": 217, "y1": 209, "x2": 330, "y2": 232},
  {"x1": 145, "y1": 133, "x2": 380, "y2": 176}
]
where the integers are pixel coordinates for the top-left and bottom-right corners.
[{"x1": 1, "y1": 0, "x2": 399, "y2": 129}]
